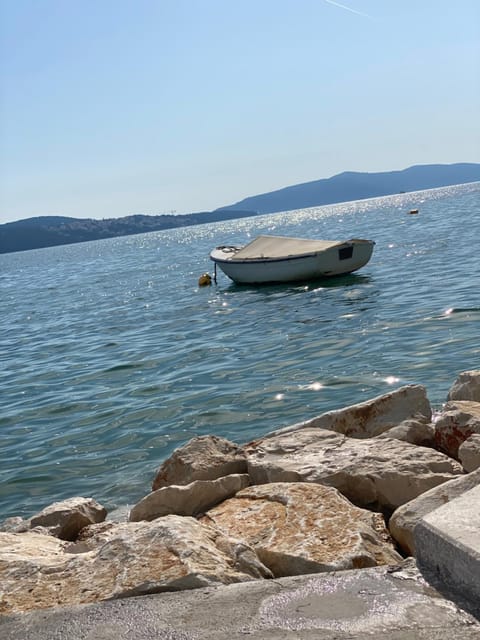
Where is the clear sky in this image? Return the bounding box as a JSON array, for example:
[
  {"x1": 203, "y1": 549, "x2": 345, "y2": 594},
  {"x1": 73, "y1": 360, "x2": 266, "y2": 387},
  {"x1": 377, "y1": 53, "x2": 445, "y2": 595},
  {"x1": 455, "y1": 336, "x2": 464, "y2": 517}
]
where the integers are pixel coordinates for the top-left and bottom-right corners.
[{"x1": 1, "y1": 0, "x2": 479, "y2": 224}]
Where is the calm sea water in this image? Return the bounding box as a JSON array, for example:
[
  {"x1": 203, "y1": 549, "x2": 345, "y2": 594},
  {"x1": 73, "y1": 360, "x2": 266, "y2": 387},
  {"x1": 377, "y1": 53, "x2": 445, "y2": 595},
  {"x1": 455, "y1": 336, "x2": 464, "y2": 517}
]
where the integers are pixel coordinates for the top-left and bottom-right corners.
[{"x1": 1, "y1": 184, "x2": 479, "y2": 521}]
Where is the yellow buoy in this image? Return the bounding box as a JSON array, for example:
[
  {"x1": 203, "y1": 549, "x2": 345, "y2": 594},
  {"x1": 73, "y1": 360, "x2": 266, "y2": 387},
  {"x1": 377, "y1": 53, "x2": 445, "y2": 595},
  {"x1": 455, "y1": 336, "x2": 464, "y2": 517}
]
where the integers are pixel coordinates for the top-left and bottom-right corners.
[{"x1": 198, "y1": 273, "x2": 212, "y2": 287}]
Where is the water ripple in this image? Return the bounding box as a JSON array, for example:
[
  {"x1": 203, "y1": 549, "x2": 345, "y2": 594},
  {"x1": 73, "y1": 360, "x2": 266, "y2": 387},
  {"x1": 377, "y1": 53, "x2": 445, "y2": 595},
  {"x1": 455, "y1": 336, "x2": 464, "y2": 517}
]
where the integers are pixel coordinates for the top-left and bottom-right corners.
[{"x1": 1, "y1": 183, "x2": 479, "y2": 519}]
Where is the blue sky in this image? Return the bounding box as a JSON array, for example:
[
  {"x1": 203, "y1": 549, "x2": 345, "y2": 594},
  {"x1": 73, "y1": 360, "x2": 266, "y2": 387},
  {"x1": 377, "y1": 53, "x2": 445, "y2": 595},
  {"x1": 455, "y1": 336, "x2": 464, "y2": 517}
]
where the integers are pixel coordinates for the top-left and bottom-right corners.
[{"x1": 1, "y1": 0, "x2": 479, "y2": 223}]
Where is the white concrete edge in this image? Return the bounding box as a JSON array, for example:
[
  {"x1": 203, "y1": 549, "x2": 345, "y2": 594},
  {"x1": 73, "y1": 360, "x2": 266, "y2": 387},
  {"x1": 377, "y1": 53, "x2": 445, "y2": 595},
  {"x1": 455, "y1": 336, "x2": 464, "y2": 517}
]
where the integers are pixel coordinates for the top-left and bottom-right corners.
[{"x1": 414, "y1": 484, "x2": 480, "y2": 604}]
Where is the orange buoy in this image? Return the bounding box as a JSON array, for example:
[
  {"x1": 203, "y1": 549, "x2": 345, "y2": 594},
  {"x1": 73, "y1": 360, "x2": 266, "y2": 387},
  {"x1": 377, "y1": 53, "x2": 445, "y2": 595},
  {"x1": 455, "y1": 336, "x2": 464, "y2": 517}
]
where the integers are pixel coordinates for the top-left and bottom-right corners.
[{"x1": 198, "y1": 273, "x2": 212, "y2": 286}]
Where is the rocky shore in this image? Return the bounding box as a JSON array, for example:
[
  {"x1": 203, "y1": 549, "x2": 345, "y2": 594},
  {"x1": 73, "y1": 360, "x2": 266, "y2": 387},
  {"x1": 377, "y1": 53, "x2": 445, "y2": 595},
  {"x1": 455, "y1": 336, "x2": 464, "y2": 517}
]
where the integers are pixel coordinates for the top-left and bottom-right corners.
[{"x1": 1, "y1": 371, "x2": 479, "y2": 618}]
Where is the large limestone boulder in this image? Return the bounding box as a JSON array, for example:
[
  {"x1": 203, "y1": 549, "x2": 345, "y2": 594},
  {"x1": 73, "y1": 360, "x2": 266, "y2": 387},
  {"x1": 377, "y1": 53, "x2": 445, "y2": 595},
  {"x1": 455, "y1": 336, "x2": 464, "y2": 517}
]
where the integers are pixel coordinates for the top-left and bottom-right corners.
[
  {"x1": 130, "y1": 474, "x2": 250, "y2": 522},
  {"x1": 200, "y1": 483, "x2": 402, "y2": 577},
  {"x1": 245, "y1": 429, "x2": 463, "y2": 510},
  {"x1": 434, "y1": 400, "x2": 480, "y2": 458},
  {"x1": 0, "y1": 515, "x2": 272, "y2": 615},
  {"x1": 152, "y1": 435, "x2": 247, "y2": 491},
  {"x1": 447, "y1": 370, "x2": 480, "y2": 402},
  {"x1": 29, "y1": 497, "x2": 107, "y2": 540},
  {"x1": 389, "y1": 468, "x2": 480, "y2": 556},
  {"x1": 261, "y1": 385, "x2": 431, "y2": 440},
  {"x1": 375, "y1": 419, "x2": 435, "y2": 447},
  {"x1": 458, "y1": 434, "x2": 480, "y2": 472}
]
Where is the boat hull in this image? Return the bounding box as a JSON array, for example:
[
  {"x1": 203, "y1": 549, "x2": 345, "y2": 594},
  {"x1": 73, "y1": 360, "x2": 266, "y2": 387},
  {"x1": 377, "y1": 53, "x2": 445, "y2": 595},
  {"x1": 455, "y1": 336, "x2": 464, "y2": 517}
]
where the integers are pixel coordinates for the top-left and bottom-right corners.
[{"x1": 210, "y1": 239, "x2": 375, "y2": 284}]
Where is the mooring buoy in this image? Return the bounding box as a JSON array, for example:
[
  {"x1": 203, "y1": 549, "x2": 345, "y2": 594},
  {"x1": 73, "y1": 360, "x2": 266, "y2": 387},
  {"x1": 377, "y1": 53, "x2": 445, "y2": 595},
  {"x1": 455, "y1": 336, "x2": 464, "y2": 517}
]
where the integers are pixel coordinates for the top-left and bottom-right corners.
[{"x1": 198, "y1": 273, "x2": 212, "y2": 286}]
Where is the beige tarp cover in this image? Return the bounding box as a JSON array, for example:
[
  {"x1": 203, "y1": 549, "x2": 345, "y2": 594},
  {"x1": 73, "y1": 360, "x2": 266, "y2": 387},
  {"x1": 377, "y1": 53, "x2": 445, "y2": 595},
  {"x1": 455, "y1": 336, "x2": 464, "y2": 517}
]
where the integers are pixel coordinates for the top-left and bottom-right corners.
[{"x1": 233, "y1": 235, "x2": 342, "y2": 259}]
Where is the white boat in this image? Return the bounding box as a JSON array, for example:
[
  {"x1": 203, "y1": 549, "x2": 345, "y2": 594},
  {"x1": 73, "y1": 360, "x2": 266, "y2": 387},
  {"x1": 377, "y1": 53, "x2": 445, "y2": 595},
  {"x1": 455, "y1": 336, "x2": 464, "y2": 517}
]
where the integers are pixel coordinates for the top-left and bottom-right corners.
[{"x1": 210, "y1": 235, "x2": 375, "y2": 284}]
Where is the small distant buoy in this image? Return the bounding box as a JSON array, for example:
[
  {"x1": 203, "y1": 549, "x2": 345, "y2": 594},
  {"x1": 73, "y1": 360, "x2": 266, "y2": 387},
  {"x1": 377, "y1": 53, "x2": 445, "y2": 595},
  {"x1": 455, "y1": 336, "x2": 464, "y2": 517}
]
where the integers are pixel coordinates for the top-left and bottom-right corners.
[
  {"x1": 408, "y1": 209, "x2": 419, "y2": 215},
  {"x1": 198, "y1": 273, "x2": 212, "y2": 287}
]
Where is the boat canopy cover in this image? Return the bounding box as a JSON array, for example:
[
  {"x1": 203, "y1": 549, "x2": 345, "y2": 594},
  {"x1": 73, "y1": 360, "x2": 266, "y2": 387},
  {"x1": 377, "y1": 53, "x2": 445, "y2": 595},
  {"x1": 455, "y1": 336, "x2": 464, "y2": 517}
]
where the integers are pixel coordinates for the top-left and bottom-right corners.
[{"x1": 233, "y1": 235, "x2": 342, "y2": 260}]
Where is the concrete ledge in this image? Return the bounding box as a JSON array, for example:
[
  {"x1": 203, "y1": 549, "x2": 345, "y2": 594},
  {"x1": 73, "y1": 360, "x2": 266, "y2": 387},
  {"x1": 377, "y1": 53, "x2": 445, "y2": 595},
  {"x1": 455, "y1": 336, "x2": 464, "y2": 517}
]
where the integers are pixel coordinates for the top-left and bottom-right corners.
[
  {"x1": 1, "y1": 561, "x2": 479, "y2": 639},
  {"x1": 415, "y1": 483, "x2": 480, "y2": 604}
]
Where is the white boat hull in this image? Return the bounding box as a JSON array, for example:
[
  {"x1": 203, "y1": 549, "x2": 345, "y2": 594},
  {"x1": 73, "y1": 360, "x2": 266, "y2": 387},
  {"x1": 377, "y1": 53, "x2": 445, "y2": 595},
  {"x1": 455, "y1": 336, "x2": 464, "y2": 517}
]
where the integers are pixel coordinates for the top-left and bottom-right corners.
[{"x1": 210, "y1": 236, "x2": 375, "y2": 284}]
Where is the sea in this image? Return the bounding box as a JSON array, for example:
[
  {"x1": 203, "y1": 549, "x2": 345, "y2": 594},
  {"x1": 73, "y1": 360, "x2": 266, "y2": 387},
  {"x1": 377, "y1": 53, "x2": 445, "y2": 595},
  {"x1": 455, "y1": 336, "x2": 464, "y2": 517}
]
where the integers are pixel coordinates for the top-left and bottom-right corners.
[{"x1": 1, "y1": 183, "x2": 479, "y2": 522}]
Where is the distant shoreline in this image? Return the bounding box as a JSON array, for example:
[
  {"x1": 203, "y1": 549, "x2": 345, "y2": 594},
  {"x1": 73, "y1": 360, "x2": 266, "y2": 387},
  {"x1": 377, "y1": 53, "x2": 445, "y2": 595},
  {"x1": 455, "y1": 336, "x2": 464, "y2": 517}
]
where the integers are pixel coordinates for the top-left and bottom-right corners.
[{"x1": 1, "y1": 163, "x2": 479, "y2": 254}]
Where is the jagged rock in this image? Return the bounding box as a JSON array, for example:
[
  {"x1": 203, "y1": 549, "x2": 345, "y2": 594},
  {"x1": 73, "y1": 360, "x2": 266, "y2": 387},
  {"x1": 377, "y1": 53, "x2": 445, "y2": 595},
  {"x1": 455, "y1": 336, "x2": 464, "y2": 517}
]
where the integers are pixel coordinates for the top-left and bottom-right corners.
[
  {"x1": 389, "y1": 468, "x2": 479, "y2": 556},
  {"x1": 152, "y1": 435, "x2": 247, "y2": 491},
  {"x1": 245, "y1": 429, "x2": 463, "y2": 510},
  {"x1": 375, "y1": 418, "x2": 435, "y2": 447},
  {"x1": 130, "y1": 474, "x2": 250, "y2": 522},
  {"x1": 0, "y1": 515, "x2": 272, "y2": 615},
  {"x1": 447, "y1": 370, "x2": 480, "y2": 402},
  {"x1": 29, "y1": 497, "x2": 107, "y2": 541},
  {"x1": 434, "y1": 401, "x2": 480, "y2": 458},
  {"x1": 260, "y1": 385, "x2": 431, "y2": 440},
  {"x1": 200, "y1": 483, "x2": 402, "y2": 577},
  {"x1": 458, "y1": 434, "x2": 480, "y2": 472}
]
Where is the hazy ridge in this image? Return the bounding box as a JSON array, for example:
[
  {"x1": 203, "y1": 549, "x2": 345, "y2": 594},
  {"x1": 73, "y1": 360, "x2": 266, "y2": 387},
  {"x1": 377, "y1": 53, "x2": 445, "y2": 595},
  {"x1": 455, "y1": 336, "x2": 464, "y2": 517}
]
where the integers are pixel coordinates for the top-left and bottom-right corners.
[{"x1": 1, "y1": 163, "x2": 478, "y2": 254}]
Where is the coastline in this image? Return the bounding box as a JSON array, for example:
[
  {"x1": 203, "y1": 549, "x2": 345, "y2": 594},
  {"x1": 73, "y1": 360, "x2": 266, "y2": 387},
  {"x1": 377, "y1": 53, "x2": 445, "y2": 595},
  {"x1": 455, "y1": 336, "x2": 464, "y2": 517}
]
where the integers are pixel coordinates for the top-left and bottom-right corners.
[{"x1": 1, "y1": 370, "x2": 480, "y2": 637}]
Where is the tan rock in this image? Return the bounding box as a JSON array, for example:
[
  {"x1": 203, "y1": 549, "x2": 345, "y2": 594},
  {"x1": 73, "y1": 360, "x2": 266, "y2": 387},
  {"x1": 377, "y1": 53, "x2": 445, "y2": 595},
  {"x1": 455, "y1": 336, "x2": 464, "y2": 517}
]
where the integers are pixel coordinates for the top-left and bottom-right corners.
[
  {"x1": 200, "y1": 483, "x2": 402, "y2": 577},
  {"x1": 130, "y1": 474, "x2": 250, "y2": 522},
  {"x1": 152, "y1": 435, "x2": 247, "y2": 491},
  {"x1": 447, "y1": 370, "x2": 480, "y2": 402},
  {"x1": 375, "y1": 419, "x2": 435, "y2": 447},
  {"x1": 261, "y1": 385, "x2": 431, "y2": 440},
  {"x1": 434, "y1": 400, "x2": 480, "y2": 458},
  {"x1": 458, "y1": 434, "x2": 480, "y2": 472},
  {"x1": 389, "y1": 468, "x2": 479, "y2": 556},
  {"x1": 29, "y1": 497, "x2": 107, "y2": 541},
  {"x1": 0, "y1": 515, "x2": 272, "y2": 615},
  {"x1": 245, "y1": 429, "x2": 463, "y2": 510}
]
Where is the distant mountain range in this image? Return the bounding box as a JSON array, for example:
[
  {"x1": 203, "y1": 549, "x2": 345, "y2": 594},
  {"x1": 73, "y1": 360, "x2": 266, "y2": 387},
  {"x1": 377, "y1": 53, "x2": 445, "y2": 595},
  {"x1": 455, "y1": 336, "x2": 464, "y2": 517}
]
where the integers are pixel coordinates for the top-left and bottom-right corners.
[
  {"x1": 1, "y1": 163, "x2": 478, "y2": 254},
  {"x1": 217, "y1": 163, "x2": 480, "y2": 214}
]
